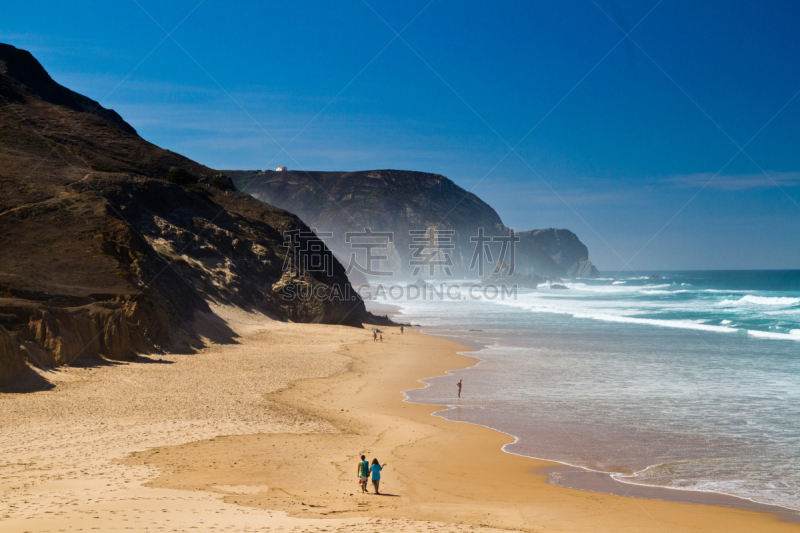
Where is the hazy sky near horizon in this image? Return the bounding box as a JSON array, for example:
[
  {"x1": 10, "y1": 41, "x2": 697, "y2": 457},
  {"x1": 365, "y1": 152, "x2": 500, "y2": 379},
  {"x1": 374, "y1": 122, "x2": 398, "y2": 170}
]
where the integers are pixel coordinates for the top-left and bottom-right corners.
[{"x1": 4, "y1": 1, "x2": 800, "y2": 271}]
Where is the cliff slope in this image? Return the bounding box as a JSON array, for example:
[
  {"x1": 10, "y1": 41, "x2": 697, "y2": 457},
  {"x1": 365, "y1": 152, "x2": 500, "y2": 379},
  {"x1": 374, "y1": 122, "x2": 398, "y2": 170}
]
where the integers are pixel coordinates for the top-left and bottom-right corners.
[
  {"x1": 230, "y1": 169, "x2": 505, "y2": 279},
  {"x1": 230, "y1": 169, "x2": 599, "y2": 280},
  {"x1": 0, "y1": 44, "x2": 378, "y2": 386}
]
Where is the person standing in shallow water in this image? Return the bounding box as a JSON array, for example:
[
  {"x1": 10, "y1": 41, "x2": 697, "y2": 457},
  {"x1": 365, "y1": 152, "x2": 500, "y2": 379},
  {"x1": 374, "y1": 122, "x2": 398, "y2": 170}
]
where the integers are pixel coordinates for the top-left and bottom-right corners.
[
  {"x1": 457, "y1": 379, "x2": 462, "y2": 398},
  {"x1": 370, "y1": 458, "x2": 386, "y2": 494},
  {"x1": 357, "y1": 455, "x2": 369, "y2": 492}
]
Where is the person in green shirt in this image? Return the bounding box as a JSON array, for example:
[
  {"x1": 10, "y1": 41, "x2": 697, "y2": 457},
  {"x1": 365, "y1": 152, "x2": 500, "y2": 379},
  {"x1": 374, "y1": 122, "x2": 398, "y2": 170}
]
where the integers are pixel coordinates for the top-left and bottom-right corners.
[{"x1": 357, "y1": 455, "x2": 369, "y2": 493}]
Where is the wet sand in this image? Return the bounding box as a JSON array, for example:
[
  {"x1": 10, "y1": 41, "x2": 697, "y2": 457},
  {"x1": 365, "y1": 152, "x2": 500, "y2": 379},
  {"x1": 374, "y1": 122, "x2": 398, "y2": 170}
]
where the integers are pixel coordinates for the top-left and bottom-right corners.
[
  {"x1": 1, "y1": 307, "x2": 798, "y2": 532},
  {"x1": 539, "y1": 465, "x2": 799, "y2": 522}
]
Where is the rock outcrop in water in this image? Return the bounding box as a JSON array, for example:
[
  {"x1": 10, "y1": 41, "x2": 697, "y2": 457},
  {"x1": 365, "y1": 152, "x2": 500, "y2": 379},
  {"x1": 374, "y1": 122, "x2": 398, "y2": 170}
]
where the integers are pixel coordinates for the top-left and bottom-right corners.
[
  {"x1": 227, "y1": 170, "x2": 600, "y2": 280},
  {"x1": 0, "y1": 43, "x2": 384, "y2": 385}
]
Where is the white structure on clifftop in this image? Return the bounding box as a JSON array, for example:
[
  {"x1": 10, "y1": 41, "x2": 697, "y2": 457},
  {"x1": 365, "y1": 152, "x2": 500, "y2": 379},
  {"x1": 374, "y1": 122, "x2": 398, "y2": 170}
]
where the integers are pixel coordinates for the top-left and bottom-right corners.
[{"x1": 276, "y1": 166, "x2": 287, "y2": 171}]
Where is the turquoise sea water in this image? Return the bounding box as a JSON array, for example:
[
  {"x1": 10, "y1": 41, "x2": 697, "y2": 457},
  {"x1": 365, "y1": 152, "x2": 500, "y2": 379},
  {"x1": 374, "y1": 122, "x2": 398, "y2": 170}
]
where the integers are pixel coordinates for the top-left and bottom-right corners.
[{"x1": 393, "y1": 271, "x2": 800, "y2": 511}]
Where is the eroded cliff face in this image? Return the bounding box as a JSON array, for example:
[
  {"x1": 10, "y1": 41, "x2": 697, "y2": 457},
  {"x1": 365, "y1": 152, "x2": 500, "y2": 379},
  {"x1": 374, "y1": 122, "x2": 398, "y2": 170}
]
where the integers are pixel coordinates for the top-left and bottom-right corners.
[
  {"x1": 230, "y1": 170, "x2": 600, "y2": 280},
  {"x1": 0, "y1": 172, "x2": 374, "y2": 381},
  {"x1": 0, "y1": 324, "x2": 25, "y2": 384},
  {"x1": 0, "y1": 43, "x2": 382, "y2": 386},
  {"x1": 16, "y1": 304, "x2": 132, "y2": 365}
]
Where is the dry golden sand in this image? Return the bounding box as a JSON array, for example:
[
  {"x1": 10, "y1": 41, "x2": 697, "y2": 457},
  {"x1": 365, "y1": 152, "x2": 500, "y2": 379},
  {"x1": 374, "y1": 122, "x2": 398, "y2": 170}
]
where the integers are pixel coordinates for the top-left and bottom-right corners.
[
  {"x1": 0, "y1": 306, "x2": 797, "y2": 532},
  {"x1": 0, "y1": 308, "x2": 504, "y2": 533}
]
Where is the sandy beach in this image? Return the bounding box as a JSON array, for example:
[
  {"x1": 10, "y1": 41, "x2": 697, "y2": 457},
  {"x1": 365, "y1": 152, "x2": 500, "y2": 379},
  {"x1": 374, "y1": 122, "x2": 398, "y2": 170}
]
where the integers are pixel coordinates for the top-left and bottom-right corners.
[{"x1": 1, "y1": 306, "x2": 798, "y2": 532}]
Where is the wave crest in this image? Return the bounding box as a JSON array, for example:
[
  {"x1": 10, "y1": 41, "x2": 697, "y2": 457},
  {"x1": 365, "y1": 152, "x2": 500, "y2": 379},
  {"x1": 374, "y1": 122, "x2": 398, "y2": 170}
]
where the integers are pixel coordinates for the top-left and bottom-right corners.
[{"x1": 720, "y1": 295, "x2": 800, "y2": 307}]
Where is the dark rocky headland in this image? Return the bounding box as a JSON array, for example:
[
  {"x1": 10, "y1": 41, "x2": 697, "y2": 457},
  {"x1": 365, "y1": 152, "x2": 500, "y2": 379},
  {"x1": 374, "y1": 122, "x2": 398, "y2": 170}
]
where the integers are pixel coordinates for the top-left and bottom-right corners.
[{"x1": 0, "y1": 43, "x2": 385, "y2": 387}]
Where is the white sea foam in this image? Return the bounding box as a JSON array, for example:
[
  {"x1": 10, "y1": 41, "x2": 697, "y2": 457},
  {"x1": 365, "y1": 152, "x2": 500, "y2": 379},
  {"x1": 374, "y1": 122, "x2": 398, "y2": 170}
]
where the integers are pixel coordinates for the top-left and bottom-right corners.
[
  {"x1": 741, "y1": 295, "x2": 800, "y2": 306},
  {"x1": 641, "y1": 289, "x2": 691, "y2": 295},
  {"x1": 747, "y1": 329, "x2": 800, "y2": 341},
  {"x1": 564, "y1": 283, "x2": 671, "y2": 293},
  {"x1": 571, "y1": 313, "x2": 739, "y2": 333},
  {"x1": 719, "y1": 295, "x2": 800, "y2": 307},
  {"x1": 612, "y1": 281, "x2": 626, "y2": 285},
  {"x1": 703, "y1": 289, "x2": 755, "y2": 293},
  {"x1": 484, "y1": 276, "x2": 800, "y2": 341}
]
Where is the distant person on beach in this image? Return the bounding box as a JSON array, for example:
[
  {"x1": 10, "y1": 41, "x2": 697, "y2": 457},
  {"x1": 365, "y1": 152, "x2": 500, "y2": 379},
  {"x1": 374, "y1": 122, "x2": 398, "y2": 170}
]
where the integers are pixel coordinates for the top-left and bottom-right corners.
[
  {"x1": 373, "y1": 331, "x2": 377, "y2": 342},
  {"x1": 457, "y1": 379, "x2": 462, "y2": 398},
  {"x1": 357, "y1": 455, "x2": 370, "y2": 492},
  {"x1": 400, "y1": 325, "x2": 404, "y2": 334},
  {"x1": 379, "y1": 334, "x2": 383, "y2": 343},
  {"x1": 370, "y1": 458, "x2": 386, "y2": 494}
]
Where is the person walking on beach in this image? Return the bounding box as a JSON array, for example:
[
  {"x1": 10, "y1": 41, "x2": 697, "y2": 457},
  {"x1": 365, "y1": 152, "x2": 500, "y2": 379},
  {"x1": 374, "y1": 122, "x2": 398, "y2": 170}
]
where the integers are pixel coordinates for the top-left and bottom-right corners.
[
  {"x1": 373, "y1": 331, "x2": 377, "y2": 342},
  {"x1": 370, "y1": 458, "x2": 386, "y2": 494},
  {"x1": 379, "y1": 334, "x2": 383, "y2": 343},
  {"x1": 357, "y1": 455, "x2": 370, "y2": 492},
  {"x1": 400, "y1": 325, "x2": 404, "y2": 334},
  {"x1": 457, "y1": 379, "x2": 462, "y2": 398}
]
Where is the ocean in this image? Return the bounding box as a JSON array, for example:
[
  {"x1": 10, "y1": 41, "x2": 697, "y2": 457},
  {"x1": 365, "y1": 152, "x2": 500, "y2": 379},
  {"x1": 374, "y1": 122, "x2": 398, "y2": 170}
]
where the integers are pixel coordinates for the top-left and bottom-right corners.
[{"x1": 388, "y1": 271, "x2": 800, "y2": 511}]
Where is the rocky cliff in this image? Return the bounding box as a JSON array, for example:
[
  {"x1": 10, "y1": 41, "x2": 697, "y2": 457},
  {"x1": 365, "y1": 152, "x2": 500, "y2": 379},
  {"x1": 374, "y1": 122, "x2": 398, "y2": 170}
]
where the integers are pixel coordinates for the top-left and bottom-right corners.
[
  {"x1": 513, "y1": 229, "x2": 600, "y2": 278},
  {"x1": 0, "y1": 44, "x2": 382, "y2": 386},
  {"x1": 0, "y1": 324, "x2": 26, "y2": 385},
  {"x1": 229, "y1": 170, "x2": 600, "y2": 281},
  {"x1": 228, "y1": 169, "x2": 506, "y2": 279}
]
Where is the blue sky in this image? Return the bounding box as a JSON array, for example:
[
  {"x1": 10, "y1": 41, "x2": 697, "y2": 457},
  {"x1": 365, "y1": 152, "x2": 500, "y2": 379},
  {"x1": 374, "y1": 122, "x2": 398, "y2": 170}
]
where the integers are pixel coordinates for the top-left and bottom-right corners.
[{"x1": 4, "y1": 1, "x2": 800, "y2": 271}]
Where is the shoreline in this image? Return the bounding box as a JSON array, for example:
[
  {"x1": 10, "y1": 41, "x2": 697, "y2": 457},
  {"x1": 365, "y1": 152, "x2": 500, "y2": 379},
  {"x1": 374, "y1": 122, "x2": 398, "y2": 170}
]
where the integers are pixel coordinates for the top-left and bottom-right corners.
[
  {"x1": 2, "y1": 311, "x2": 797, "y2": 532},
  {"x1": 406, "y1": 329, "x2": 800, "y2": 522},
  {"x1": 132, "y1": 320, "x2": 799, "y2": 532},
  {"x1": 540, "y1": 464, "x2": 800, "y2": 522}
]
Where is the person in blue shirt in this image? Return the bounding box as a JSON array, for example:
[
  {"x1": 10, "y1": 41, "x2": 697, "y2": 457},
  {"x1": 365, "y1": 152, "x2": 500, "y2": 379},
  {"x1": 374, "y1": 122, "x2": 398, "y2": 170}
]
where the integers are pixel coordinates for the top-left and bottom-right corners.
[{"x1": 369, "y1": 458, "x2": 386, "y2": 494}]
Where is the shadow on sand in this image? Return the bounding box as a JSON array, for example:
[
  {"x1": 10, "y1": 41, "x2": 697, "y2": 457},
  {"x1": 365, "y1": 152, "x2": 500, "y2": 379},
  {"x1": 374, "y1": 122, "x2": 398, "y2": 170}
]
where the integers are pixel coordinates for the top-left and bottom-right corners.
[{"x1": 0, "y1": 365, "x2": 53, "y2": 393}]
